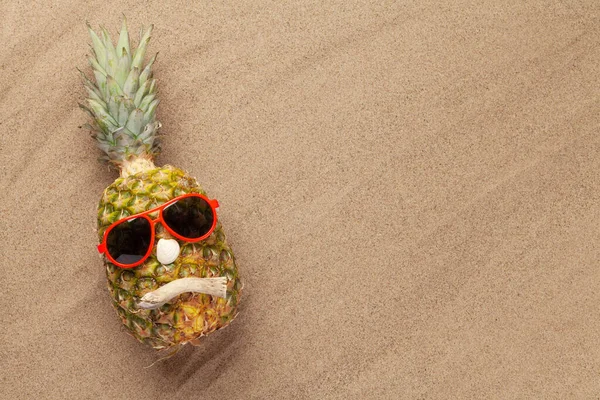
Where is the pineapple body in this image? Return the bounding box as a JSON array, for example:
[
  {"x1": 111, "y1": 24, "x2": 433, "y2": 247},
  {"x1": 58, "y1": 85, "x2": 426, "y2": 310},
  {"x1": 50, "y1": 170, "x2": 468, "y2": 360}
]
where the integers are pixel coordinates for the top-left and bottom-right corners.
[
  {"x1": 82, "y1": 20, "x2": 241, "y2": 349},
  {"x1": 98, "y1": 166, "x2": 241, "y2": 349}
]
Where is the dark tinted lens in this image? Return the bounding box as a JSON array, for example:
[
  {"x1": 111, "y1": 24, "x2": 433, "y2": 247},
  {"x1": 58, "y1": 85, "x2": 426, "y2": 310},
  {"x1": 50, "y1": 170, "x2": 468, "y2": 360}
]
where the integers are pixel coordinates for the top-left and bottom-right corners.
[
  {"x1": 163, "y1": 196, "x2": 214, "y2": 239},
  {"x1": 106, "y1": 218, "x2": 152, "y2": 266}
]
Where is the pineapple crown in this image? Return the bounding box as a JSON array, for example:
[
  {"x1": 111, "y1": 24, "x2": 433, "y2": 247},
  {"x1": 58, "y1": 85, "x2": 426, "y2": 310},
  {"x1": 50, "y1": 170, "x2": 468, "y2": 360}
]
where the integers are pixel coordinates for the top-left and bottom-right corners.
[{"x1": 80, "y1": 17, "x2": 161, "y2": 170}]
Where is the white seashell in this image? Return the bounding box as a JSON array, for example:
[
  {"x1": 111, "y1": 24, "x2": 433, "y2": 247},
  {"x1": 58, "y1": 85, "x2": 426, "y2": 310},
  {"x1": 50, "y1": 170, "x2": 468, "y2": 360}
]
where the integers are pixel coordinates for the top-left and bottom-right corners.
[{"x1": 156, "y1": 239, "x2": 180, "y2": 265}]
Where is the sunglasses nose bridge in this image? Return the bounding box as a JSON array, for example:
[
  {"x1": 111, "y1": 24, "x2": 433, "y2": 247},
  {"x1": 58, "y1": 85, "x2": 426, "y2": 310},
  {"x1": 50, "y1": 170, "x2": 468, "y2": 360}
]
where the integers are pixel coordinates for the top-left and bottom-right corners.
[{"x1": 152, "y1": 214, "x2": 169, "y2": 229}]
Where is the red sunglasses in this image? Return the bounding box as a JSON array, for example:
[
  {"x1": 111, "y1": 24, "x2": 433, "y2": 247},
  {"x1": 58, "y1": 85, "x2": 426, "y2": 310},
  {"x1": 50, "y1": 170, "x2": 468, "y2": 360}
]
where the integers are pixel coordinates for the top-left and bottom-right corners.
[{"x1": 97, "y1": 193, "x2": 219, "y2": 269}]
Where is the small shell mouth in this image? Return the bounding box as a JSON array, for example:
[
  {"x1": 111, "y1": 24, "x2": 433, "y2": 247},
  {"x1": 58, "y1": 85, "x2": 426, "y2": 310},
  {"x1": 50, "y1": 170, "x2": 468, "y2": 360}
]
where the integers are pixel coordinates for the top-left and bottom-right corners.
[
  {"x1": 156, "y1": 238, "x2": 180, "y2": 265},
  {"x1": 136, "y1": 277, "x2": 228, "y2": 310}
]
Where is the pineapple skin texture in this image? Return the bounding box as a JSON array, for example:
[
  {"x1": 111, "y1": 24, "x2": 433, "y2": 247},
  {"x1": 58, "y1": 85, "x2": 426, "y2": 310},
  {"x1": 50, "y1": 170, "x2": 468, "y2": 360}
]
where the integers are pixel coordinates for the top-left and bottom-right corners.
[{"x1": 97, "y1": 165, "x2": 241, "y2": 349}]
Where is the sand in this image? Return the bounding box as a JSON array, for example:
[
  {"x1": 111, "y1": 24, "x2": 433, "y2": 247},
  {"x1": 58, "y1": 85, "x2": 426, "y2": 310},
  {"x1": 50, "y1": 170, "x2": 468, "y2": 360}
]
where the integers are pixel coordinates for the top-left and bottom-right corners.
[{"x1": 1, "y1": 1, "x2": 599, "y2": 398}]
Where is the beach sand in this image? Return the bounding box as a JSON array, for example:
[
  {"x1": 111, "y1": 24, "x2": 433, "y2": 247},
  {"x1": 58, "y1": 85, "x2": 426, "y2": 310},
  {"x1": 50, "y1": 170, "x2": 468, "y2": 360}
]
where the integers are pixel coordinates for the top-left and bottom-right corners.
[{"x1": 1, "y1": 1, "x2": 599, "y2": 398}]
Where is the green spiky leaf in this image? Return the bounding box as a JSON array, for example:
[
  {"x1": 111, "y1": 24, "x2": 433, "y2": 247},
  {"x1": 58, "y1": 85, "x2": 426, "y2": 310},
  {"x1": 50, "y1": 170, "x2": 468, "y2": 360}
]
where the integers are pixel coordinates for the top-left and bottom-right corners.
[
  {"x1": 115, "y1": 50, "x2": 131, "y2": 86},
  {"x1": 116, "y1": 17, "x2": 131, "y2": 63},
  {"x1": 126, "y1": 109, "x2": 145, "y2": 136},
  {"x1": 144, "y1": 99, "x2": 159, "y2": 123},
  {"x1": 123, "y1": 67, "x2": 140, "y2": 98},
  {"x1": 138, "y1": 93, "x2": 156, "y2": 112},
  {"x1": 132, "y1": 25, "x2": 153, "y2": 70},
  {"x1": 133, "y1": 80, "x2": 149, "y2": 107},
  {"x1": 87, "y1": 22, "x2": 107, "y2": 68},
  {"x1": 139, "y1": 53, "x2": 157, "y2": 87}
]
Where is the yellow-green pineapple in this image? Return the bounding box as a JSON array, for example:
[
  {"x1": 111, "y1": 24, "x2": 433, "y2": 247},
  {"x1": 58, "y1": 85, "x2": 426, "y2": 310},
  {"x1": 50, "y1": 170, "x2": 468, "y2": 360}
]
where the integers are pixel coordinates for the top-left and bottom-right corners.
[{"x1": 81, "y1": 19, "x2": 241, "y2": 349}]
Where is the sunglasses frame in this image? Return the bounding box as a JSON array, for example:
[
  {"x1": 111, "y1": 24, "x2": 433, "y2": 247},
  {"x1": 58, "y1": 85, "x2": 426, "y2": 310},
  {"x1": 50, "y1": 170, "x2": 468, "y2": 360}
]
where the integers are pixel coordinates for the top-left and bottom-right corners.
[{"x1": 97, "y1": 193, "x2": 219, "y2": 269}]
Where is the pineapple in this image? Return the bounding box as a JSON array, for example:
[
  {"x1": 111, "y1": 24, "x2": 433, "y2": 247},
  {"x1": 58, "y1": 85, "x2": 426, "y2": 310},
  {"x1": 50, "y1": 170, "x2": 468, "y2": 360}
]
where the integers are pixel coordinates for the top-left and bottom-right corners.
[{"x1": 80, "y1": 19, "x2": 241, "y2": 349}]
